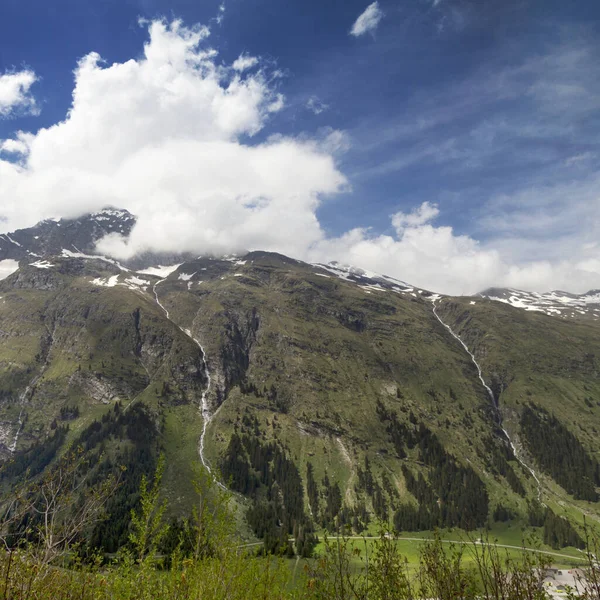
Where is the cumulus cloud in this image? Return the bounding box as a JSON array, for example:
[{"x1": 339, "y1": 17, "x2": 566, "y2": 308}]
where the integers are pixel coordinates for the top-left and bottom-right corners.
[
  {"x1": 350, "y1": 2, "x2": 384, "y2": 37},
  {"x1": 309, "y1": 202, "x2": 600, "y2": 295},
  {"x1": 0, "y1": 19, "x2": 345, "y2": 261},
  {"x1": 0, "y1": 130, "x2": 34, "y2": 156},
  {"x1": 391, "y1": 202, "x2": 440, "y2": 232},
  {"x1": 0, "y1": 70, "x2": 39, "y2": 117}
]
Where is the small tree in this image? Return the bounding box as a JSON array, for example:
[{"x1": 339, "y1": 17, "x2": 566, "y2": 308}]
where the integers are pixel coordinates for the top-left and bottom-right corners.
[
  {"x1": 305, "y1": 531, "x2": 369, "y2": 600},
  {"x1": 418, "y1": 532, "x2": 477, "y2": 600},
  {"x1": 369, "y1": 530, "x2": 415, "y2": 600},
  {"x1": 129, "y1": 454, "x2": 168, "y2": 564},
  {"x1": 0, "y1": 446, "x2": 119, "y2": 566},
  {"x1": 468, "y1": 531, "x2": 551, "y2": 600}
]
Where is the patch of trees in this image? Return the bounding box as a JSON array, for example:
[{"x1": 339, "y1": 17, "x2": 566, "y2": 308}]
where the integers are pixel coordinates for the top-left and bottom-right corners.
[
  {"x1": 355, "y1": 456, "x2": 396, "y2": 523},
  {"x1": 543, "y1": 509, "x2": 584, "y2": 549},
  {"x1": 493, "y1": 504, "x2": 516, "y2": 522},
  {"x1": 220, "y1": 422, "x2": 317, "y2": 557},
  {"x1": 527, "y1": 499, "x2": 547, "y2": 527},
  {"x1": 321, "y1": 473, "x2": 343, "y2": 531},
  {"x1": 526, "y1": 499, "x2": 584, "y2": 549},
  {"x1": 375, "y1": 399, "x2": 410, "y2": 458},
  {"x1": 520, "y1": 404, "x2": 600, "y2": 501},
  {"x1": 396, "y1": 452, "x2": 489, "y2": 531},
  {"x1": 306, "y1": 462, "x2": 319, "y2": 519},
  {"x1": 308, "y1": 462, "x2": 370, "y2": 533},
  {"x1": 484, "y1": 436, "x2": 526, "y2": 496},
  {"x1": 376, "y1": 399, "x2": 489, "y2": 531},
  {"x1": 59, "y1": 405, "x2": 80, "y2": 420},
  {"x1": 75, "y1": 402, "x2": 160, "y2": 554},
  {"x1": 336, "y1": 501, "x2": 370, "y2": 534}
]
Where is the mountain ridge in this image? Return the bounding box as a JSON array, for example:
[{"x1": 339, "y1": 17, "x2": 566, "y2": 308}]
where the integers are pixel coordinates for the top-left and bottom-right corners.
[{"x1": 1, "y1": 209, "x2": 597, "y2": 322}]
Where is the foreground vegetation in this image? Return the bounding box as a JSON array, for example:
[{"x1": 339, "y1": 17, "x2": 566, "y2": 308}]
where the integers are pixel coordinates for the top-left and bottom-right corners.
[{"x1": 2, "y1": 452, "x2": 600, "y2": 600}]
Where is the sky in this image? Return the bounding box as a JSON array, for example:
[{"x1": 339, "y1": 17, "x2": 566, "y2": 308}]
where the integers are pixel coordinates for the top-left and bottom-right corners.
[{"x1": 0, "y1": 0, "x2": 599, "y2": 295}]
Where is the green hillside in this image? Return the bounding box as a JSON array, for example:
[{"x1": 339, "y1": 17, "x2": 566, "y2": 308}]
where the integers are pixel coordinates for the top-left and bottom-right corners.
[{"x1": 0, "y1": 251, "x2": 598, "y2": 555}]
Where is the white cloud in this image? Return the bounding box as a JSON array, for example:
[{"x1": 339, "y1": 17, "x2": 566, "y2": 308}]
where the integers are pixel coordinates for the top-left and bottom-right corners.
[
  {"x1": 232, "y1": 53, "x2": 258, "y2": 72},
  {"x1": 391, "y1": 201, "x2": 440, "y2": 232},
  {"x1": 216, "y1": 3, "x2": 226, "y2": 25},
  {"x1": 0, "y1": 259, "x2": 19, "y2": 281},
  {"x1": 309, "y1": 202, "x2": 600, "y2": 296},
  {"x1": 306, "y1": 96, "x2": 329, "y2": 115},
  {"x1": 0, "y1": 131, "x2": 34, "y2": 155},
  {"x1": 0, "y1": 19, "x2": 345, "y2": 261},
  {"x1": 0, "y1": 70, "x2": 39, "y2": 117},
  {"x1": 350, "y1": 2, "x2": 384, "y2": 37}
]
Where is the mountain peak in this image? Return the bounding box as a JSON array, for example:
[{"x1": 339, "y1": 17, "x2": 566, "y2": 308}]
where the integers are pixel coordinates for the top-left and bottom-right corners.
[{"x1": 0, "y1": 208, "x2": 136, "y2": 265}]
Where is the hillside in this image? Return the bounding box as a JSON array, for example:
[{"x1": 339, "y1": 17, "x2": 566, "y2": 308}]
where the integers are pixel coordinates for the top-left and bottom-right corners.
[{"x1": 0, "y1": 213, "x2": 599, "y2": 554}]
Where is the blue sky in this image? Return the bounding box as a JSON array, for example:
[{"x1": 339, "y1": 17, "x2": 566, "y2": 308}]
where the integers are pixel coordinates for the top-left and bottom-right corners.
[{"x1": 0, "y1": 0, "x2": 599, "y2": 294}]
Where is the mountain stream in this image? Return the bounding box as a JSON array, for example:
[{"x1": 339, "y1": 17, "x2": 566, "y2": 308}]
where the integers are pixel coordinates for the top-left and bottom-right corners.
[
  {"x1": 431, "y1": 299, "x2": 543, "y2": 502},
  {"x1": 152, "y1": 280, "x2": 217, "y2": 480}
]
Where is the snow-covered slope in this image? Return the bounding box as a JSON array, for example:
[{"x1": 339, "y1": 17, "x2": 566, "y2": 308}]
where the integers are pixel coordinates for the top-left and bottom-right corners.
[
  {"x1": 478, "y1": 287, "x2": 600, "y2": 320},
  {"x1": 313, "y1": 261, "x2": 431, "y2": 297}
]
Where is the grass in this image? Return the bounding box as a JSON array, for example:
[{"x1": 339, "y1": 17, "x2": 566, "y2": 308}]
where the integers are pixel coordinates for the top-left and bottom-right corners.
[{"x1": 309, "y1": 527, "x2": 589, "y2": 573}]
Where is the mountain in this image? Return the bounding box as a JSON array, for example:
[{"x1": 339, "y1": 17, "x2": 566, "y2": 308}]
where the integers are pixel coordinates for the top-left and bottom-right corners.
[
  {"x1": 478, "y1": 287, "x2": 600, "y2": 321},
  {"x1": 0, "y1": 211, "x2": 599, "y2": 555},
  {"x1": 0, "y1": 208, "x2": 136, "y2": 262}
]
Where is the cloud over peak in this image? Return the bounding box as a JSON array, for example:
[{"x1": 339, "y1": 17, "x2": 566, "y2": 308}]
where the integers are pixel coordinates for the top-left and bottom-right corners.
[
  {"x1": 350, "y1": 2, "x2": 384, "y2": 37},
  {"x1": 0, "y1": 19, "x2": 346, "y2": 262}
]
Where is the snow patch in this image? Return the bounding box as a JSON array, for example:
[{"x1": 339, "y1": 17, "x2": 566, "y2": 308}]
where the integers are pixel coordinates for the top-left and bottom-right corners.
[
  {"x1": 123, "y1": 276, "x2": 150, "y2": 290},
  {"x1": 30, "y1": 260, "x2": 54, "y2": 269},
  {"x1": 480, "y1": 287, "x2": 600, "y2": 319},
  {"x1": 137, "y1": 264, "x2": 181, "y2": 278},
  {"x1": 61, "y1": 249, "x2": 129, "y2": 271},
  {"x1": 178, "y1": 271, "x2": 196, "y2": 281},
  {"x1": 360, "y1": 284, "x2": 385, "y2": 292},
  {"x1": 5, "y1": 234, "x2": 21, "y2": 247},
  {"x1": 92, "y1": 275, "x2": 120, "y2": 287}
]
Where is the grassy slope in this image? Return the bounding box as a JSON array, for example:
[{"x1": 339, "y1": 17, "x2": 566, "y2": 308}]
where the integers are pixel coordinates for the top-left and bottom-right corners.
[
  {"x1": 1, "y1": 253, "x2": 599, "y2": 542},
  {"x1": 436, "y1": 297, "x2": 600, "y2": 523},
  {"x1": 157, "y1": 255, "x2": 553, "y2": 522}
]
